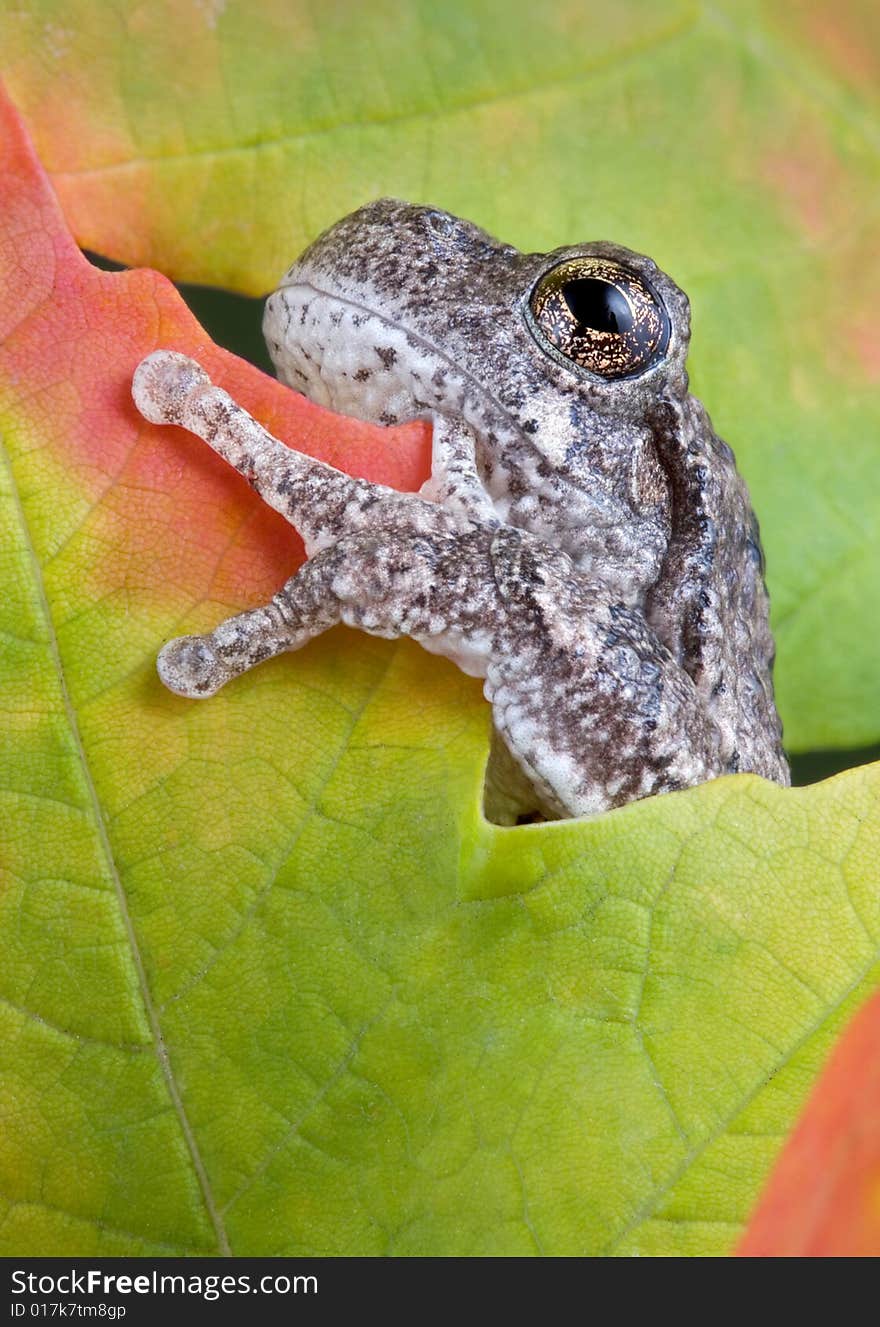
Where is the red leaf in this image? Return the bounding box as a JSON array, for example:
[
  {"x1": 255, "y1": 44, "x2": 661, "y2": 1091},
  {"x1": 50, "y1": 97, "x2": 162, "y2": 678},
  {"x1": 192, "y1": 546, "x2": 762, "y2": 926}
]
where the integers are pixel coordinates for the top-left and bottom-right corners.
[{"x1": 0, "y1": 80, "x2": 431, "y2": 614}]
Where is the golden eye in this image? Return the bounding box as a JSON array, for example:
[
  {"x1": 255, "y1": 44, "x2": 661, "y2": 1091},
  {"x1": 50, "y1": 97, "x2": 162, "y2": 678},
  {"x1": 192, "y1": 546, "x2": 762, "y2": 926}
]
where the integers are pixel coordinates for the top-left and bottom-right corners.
[{"x1": 529, "y1": 257, "x2": 669, "y2": 379}]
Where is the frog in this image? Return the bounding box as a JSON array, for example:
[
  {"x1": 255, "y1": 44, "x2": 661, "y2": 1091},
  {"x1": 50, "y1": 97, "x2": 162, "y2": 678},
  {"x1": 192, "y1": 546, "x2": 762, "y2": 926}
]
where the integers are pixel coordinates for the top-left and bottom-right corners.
[{"x1": 131, "y1": 200, "x2": 789, "y2": 822}]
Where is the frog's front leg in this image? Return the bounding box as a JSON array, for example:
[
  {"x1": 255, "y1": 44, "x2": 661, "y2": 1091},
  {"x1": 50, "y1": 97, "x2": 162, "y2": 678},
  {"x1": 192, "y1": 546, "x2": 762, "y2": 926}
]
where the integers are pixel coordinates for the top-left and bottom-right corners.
[
  {"x1": 133, "y1": 351, "x2": 478, "y2": 700},
  {"x1": 156, "y1": 548, "x2": 345, "y2": 698},
  {"x1": 155, "y1": 526, "x2": 461, "y2": 698},
  {"x1": 133, "y1": 351, "x2": 462, "y2": 555},
  {"x1": 157, "y1": 523, "x2": 496, "y2": 703},
  {"x1": 420, "y1": 414, "x2": 499, "y2": 526}
]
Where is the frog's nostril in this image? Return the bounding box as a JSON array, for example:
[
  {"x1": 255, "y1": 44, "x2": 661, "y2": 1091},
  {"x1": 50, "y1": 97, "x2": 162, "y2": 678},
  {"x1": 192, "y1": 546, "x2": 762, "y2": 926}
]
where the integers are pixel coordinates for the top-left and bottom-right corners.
[
  {"x1": 424, "y1": 210, "x2": 455, "y2": 235},
  {"x1": 422, "y1": 210, "x2": 475, "y2": 253}
]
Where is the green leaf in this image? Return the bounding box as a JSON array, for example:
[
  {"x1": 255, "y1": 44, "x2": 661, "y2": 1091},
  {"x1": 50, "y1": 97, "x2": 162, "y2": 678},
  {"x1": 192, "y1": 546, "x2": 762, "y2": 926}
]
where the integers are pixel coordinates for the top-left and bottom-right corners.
[{"x1": 6, "y1": 489, "x2": 880, "y2": 1254}]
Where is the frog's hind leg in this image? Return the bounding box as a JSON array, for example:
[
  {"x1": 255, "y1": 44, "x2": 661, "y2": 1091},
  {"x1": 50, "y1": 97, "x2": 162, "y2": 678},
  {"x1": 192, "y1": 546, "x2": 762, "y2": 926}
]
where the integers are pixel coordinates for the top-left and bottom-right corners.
[
  {"x1": 482, "y1": 728, "x2": 551, "y2": 825},
  {"x1": 132, "y1": 350, "x2": 447, "y2": 554},
  {"x1": 157, "y1": 545, "x2": 348, "y2": 698}
]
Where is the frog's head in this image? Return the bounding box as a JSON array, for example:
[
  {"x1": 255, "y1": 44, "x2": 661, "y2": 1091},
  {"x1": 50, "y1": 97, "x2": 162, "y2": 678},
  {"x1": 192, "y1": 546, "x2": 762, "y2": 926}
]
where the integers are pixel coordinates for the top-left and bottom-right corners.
[{"x1": 263, "y1": 199, "x2": 692, "y2": 482}]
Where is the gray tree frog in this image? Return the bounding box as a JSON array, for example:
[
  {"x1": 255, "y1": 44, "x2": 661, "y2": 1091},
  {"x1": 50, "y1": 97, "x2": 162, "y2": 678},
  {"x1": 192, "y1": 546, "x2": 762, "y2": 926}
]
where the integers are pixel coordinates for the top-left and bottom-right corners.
[{"x1": 132, "y1": 200, "x2": 789, "y2": 822}]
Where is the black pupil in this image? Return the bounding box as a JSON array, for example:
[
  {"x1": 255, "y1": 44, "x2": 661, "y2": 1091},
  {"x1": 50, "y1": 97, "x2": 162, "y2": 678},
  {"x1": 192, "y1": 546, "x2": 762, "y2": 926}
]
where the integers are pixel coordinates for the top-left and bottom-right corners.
[{"x1": 562, "y1": 278, "x2": 633, "y2": 335}]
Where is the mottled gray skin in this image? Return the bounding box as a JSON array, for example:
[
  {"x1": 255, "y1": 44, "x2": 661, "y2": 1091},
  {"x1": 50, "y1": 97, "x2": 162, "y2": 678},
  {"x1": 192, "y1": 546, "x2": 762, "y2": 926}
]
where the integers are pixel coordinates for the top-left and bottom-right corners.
[{"x1": 133, "y1": 201, "x2": 788, "y2": 822}]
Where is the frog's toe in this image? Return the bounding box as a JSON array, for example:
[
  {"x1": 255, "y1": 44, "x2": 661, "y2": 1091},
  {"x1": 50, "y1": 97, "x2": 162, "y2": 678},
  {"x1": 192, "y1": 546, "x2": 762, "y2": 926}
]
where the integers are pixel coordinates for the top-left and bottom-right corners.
[
  {"x1": 133, "y1": 351, "x2": 211, "y2": 425},
  {"x1": 157, "y1": 634, "x2": 229, "y2": 698}
]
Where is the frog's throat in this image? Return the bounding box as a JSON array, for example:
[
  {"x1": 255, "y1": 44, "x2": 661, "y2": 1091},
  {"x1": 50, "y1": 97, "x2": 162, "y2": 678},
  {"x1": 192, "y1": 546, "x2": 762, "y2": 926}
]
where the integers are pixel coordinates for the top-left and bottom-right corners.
[{"x1": 263, "y1": 280, "x2": 530, "y2": 460}]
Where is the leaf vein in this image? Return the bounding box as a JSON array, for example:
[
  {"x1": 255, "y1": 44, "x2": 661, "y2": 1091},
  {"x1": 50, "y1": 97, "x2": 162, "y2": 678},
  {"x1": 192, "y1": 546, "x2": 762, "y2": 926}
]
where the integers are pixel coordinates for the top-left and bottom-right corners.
[{"x1": 0, "y1": 437, "x2": 232, "y2": 1256}]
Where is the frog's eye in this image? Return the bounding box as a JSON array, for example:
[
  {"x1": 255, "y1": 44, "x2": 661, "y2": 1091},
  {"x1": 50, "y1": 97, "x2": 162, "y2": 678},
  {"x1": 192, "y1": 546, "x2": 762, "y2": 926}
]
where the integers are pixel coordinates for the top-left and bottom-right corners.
[{"x1": 529, "y1": 257, "x2": 669, "y2": 379}]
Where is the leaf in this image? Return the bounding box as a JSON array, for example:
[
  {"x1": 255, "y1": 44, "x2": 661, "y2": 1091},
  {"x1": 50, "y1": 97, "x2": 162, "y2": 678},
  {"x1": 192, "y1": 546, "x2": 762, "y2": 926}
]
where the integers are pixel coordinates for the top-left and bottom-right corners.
[
  {"x1": 2, "y1": 0, "x2": 880, "y2": 752},
  {"x1": 2, "y1": 84, "x2": 880, "y2": 1257},
  {"x1": 738, "y1": 987, "x2": 880, "y2": 1257}
]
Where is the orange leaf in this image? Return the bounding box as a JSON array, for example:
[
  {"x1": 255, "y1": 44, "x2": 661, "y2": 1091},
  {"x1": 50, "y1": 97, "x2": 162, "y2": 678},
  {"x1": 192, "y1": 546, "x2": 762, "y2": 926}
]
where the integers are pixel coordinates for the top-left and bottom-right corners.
[
  {"x1": 738, "y1": 989, "x2": 880, "y2": 1257},
  {"x1": 0, "y1": 79, "x2": 431, "y2": 619}
]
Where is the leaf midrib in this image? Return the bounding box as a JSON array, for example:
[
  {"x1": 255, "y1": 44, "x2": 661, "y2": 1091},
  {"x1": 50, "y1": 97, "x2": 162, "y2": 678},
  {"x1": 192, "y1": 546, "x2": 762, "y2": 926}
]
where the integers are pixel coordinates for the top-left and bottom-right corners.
[
  {"x1": 45, "y1": 10, "x2": 698, "y2": 178},
  {"x1": 1, "y1": 434, "x2": 231, "y2": 1257},
  {"x1": 604, "y1": 936, "x2": 880, "y2": 1254}
]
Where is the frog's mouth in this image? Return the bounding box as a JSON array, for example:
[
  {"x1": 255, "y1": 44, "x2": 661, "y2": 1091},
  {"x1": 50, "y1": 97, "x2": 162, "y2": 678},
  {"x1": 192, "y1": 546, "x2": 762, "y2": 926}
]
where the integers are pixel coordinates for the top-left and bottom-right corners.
[{"x1": 262, "y1": 280, "x2": 527, "y2": 456}]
